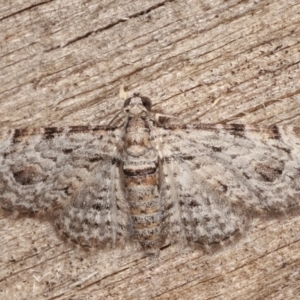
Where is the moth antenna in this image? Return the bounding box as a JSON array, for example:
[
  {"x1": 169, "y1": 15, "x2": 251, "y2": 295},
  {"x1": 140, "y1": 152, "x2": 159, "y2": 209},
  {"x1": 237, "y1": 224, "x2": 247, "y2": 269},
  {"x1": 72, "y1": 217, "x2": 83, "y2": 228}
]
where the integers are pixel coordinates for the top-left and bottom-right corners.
[{"x1": 108, "y1": 109, "x2": 126, "y2": 127}]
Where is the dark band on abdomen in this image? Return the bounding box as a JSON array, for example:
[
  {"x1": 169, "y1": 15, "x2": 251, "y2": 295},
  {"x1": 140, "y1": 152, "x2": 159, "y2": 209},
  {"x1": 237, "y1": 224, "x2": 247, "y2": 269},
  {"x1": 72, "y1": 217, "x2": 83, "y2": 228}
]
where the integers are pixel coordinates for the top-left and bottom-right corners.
[{"x1": 123, "y1": 166, "x2": 157, "y2": 176}]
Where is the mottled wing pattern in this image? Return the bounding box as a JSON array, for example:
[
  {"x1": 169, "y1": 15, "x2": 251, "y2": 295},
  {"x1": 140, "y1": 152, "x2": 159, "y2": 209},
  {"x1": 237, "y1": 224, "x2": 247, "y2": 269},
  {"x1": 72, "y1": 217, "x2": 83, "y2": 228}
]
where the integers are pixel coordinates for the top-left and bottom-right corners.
[
  {"x1": 154, "y1": 124, "x2": 300, "y2": 248},
  {"x1": 0, "y1": 126, "x2": 129, "y2": 248},
  {"x1": 57, "y1": 159, "x2": 129, "y2": 248}
]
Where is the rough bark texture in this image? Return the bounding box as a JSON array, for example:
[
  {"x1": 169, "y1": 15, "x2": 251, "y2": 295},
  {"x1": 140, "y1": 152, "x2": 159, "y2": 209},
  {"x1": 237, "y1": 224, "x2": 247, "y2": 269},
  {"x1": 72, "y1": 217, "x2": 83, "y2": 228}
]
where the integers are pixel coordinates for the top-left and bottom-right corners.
[{"x1": 0, "y1": 1, "x2": 300, "y2": 299}]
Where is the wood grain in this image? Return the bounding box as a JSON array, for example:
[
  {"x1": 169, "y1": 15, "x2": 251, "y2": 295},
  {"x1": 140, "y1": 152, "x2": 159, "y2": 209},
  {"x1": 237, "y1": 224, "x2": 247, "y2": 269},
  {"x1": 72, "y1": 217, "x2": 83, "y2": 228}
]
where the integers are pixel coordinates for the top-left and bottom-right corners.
[{"x1": 1, "y1": 0, "x2": 300, "y2": 299}]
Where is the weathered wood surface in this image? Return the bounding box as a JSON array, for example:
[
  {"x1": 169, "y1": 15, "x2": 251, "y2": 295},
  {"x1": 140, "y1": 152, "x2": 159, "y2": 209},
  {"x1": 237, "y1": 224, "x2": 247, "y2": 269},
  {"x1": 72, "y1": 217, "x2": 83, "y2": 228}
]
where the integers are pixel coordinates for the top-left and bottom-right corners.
[{"x1": 0, "y1": 0, "x2": 300, "y2": 299}]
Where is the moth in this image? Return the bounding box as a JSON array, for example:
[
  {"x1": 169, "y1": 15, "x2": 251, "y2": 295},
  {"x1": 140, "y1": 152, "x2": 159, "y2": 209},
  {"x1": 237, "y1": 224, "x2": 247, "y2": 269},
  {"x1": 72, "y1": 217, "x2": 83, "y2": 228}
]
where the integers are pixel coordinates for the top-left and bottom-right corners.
[{"x1": 0, "y1": 93, "x2": 300, "y2": 256}]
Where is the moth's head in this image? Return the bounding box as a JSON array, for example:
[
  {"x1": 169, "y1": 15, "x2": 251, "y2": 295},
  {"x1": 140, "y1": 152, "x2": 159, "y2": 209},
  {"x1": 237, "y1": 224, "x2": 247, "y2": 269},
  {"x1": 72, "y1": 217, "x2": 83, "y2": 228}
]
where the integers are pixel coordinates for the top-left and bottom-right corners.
[{"x1": 123, "y1": 93, "x2": 152, "y2": 116}]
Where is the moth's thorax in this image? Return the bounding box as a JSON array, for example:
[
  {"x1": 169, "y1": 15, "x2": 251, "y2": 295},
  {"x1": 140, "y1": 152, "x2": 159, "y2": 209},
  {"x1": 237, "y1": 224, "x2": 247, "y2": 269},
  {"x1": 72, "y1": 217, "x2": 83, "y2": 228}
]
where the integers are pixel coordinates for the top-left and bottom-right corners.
[{"x1": 124, "y1": 117, "x2": 151, "y2": 156}]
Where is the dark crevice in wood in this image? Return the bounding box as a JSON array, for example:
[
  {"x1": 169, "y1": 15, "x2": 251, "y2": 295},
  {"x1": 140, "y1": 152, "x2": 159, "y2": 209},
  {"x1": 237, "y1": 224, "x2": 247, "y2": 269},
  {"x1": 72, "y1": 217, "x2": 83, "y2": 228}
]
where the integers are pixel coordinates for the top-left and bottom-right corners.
[
  {"x1": 0, "y1": 0, "x2": 54, "y2": 22},
  {"x1": 45, "y1": 0, "x2": 176, "y2": 51}
]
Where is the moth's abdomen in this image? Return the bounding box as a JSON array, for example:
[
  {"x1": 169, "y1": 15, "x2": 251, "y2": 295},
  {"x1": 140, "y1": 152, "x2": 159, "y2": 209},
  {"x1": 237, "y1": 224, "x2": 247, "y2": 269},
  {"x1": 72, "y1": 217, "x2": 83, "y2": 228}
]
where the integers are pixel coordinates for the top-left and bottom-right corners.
[{"x1": 123, "y1": 161, "x2": 161, "y2": 254}]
